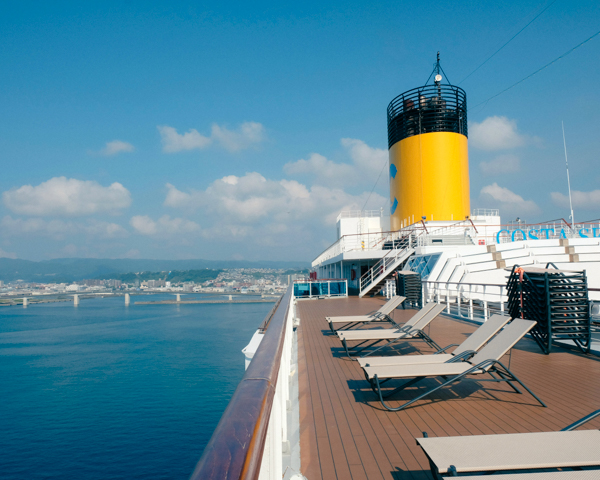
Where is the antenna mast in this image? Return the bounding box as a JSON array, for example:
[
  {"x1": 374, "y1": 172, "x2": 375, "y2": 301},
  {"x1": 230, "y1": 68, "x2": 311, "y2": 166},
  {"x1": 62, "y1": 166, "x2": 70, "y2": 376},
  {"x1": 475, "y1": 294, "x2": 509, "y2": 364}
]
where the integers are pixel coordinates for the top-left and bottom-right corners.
[{"x1": 561, "y1": 121, "x2": 575, "y2": 228}]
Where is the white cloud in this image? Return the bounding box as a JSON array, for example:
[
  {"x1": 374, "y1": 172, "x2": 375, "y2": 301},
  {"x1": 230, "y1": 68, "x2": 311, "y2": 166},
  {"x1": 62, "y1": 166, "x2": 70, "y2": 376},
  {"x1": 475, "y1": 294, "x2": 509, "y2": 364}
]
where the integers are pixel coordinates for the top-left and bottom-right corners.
[
  {"x1": 341, "y1": 138, "x2": 387, "y2": 170},
  {"x1": 3, "y1": 177, "x2": 131, "y2": 217},
  {"x1": 83, "y1": 220, "x2": 129, "y2": 238},
  {"x1": 211, "y1": 122, "x2": 265, "y2": 152},
  {"x1": 283, "y1": 153, "x2": 356, "y2": 187},
  {"x1": 550, "y1": 190, "x2": 600, "y2": 210},
  {"x1": 0, "y1": 216, "x2": 128, "y2": 240},
  {"x1": 158, "y1": 122, "x2": 265, "y2": 153},
  {"x1": 100, "y1": 140, "x2": 135, "y2": 156},
  {"x1": 470, "y1": 116, "x2": 527, "y2": 151},
  {"x1": 479, "y1": 183, "x2": 540, "y2": 216},
  {"x1": 283, "y1": 138, "x2": 386, "y2": 188},
  {"x1": 164, "y1": 172, "x2": 386, "y2": 237},
  {"x1": 1, "y1": 216, "x2": 75, "y2": 239},
  {"x1": 157, "y1": 126, "x2": 212, "y2": 153},
  {"x1": 0, "y1": 247, "x2": 16, "y2": 259},
  {"x1": 130, "y1": 215, "x2": 200, "y2": 236},
  {"x1": 479, "y1": 154, "x2": 521, "y2": 175}
]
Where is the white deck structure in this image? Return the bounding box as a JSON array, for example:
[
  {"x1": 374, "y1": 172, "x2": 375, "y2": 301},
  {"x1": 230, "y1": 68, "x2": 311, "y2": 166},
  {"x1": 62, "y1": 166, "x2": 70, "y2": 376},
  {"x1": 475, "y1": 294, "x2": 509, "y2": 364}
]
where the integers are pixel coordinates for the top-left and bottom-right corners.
[{"x1": 313, "y1": 210, "x2": 600, "y2": 300}]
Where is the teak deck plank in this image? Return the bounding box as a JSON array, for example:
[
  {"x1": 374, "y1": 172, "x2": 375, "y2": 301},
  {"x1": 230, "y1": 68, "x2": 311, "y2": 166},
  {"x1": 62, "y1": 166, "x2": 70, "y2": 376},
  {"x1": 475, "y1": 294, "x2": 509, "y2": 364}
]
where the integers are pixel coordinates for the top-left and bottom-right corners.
[{"x1": 297, "y1": 296, "x2": 600, "y2": 480}]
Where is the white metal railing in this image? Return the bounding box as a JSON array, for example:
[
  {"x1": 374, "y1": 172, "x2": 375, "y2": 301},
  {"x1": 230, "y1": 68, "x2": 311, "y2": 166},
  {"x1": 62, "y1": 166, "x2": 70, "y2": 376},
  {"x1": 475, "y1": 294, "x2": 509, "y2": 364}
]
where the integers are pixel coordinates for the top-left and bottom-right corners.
[
  {"x1": 419, "y1": 220, "x2": 476, "y2": 239},
  {"x1": 336, "y1": 210, "x2": 384, "y2": 220},
  {"x1": 422, "y1": 280, "x2": 507, "y2": 322},
  {"x1": 312, "y1": 231, "x2": 394, "y2": 267},
  {"x1": 472, "y1": 208, "x2": 500, "y2": 217},
  {"x1": 359, "y1": 245, "x2": 414, "y2": 293},
  {"x1": 258, "y1": 298, "x2": 296, "y2": 479}
]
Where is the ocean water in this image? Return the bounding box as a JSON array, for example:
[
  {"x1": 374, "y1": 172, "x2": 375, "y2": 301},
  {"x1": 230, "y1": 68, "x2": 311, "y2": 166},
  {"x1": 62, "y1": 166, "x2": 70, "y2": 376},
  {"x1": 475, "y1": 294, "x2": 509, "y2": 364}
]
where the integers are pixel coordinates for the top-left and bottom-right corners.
[{"x1": 0, "y1": 294, "x2": 273, "y2": 479}]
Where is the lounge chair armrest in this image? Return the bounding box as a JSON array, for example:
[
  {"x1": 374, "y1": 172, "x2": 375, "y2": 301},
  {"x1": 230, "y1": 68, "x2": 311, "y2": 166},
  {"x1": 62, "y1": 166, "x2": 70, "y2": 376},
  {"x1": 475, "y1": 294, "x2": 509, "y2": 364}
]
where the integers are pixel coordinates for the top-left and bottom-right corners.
[
  {"x1": 392, "y1": 324, "x2": 412, "y2": 334},
  {"x1": 434, "y1": 344, "x2": 459, "y2": 354},
  {"x1": 446, "y1": 350, "x2": 475, "y2": 363}
]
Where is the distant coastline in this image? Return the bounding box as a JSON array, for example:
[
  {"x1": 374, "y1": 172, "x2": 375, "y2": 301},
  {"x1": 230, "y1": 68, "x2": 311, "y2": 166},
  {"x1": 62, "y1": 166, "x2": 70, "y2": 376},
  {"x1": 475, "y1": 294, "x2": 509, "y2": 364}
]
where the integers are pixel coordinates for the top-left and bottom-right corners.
[{"x1": 0, "y1": 257, "x2": 310, "y2": 283}]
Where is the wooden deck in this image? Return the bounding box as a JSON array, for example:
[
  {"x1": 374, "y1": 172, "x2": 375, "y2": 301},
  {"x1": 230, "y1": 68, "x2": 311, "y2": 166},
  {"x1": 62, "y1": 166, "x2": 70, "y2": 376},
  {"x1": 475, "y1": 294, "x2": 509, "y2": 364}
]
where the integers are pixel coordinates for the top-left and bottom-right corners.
[{"x1": 297, "y1": 296, "x2": 600, "y2": 480}]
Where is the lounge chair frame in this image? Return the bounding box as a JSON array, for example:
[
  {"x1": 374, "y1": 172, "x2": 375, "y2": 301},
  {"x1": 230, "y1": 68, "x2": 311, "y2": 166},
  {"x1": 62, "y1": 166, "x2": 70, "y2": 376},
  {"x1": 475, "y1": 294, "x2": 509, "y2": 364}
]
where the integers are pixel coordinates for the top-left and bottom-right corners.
[
  {"x1": 369, "y1": 357, "x2": 546, "y2": 412},
  {"x1": 327, "y1": 295, "x2": 407, "y2": 332},
  {"x1": 340, "y1": 303, "x2": 445, "y2": 357},
  {"x1": 357, "y1": 314, "x2": 511, "y2": 369},
  {"x1": 342, "y1": 325, "x2": 441, "y2": 358},
  {"x1": 418, "y1": 408, "x2": 600, "y2": 478}
]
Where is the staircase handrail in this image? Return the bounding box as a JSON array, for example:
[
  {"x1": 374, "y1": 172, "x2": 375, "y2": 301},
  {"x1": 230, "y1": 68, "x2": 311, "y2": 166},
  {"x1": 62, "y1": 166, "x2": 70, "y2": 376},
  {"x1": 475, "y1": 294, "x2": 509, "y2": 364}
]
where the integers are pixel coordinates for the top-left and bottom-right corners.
[
  {"x1": 359, "y1": 226, "x2": 425, "y2": 291},
  {"x1": 312, "y1": 226, "x2": 428, "y2": 266}
]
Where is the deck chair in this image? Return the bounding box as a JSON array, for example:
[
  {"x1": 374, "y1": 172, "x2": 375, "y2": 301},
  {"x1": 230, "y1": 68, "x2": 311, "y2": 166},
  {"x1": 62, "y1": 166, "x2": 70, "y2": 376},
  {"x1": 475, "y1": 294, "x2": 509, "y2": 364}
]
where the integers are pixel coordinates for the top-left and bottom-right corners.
[
  {"x1": 446, "y1": 470, "x2": 600, "y2": 480},
  {"x1": 417, "y1": 407, "x2": 600, "y2": 479},
  {"x1": 363, "y1": 319, "x2": 546, "y2": 412},
  {"x1": 417, "y1": 430, "x2": 600, "y2": 479},
  {"x1": 338, "y1": 303, "x2": 446, "y2": 357},
  {"x1": 357, "y1": 314, "x2": 510, "y2": 368},
  {"x1": 326, "y1": 295, "x2": 406, "y2": 332}
]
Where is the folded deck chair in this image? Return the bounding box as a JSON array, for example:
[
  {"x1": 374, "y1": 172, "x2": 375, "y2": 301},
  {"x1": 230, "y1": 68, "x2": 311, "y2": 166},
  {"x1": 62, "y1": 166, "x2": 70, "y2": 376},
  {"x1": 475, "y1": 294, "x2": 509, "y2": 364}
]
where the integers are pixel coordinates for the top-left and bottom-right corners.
[
  {"x1": 338, "y1": 303, "x2": 446, "y2": 357},
  {"x1": 357, "y1": 314, "x2": 510, "y2": 368},
  {"x1": 363, "y1": 318, "x2": 546, "y2": 412},
  {"x1": 417, "y1": 430, "x2": 600, "y2": 479},
  {"x1": 326, "y1": 295, "x2": 406, "y2": 332}
]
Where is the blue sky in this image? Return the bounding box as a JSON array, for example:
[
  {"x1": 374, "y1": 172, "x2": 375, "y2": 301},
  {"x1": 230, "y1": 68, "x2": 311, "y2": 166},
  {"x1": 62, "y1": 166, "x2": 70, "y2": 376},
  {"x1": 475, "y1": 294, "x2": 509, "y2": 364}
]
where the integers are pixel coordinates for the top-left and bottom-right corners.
[{"x1": 1, "y1": 1, "x2": 599, "y2": 261}]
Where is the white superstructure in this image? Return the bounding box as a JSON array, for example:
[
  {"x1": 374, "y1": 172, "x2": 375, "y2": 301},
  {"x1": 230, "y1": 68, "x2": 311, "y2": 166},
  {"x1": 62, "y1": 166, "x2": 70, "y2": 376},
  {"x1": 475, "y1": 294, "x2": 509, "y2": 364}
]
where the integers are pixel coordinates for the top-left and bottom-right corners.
[{"x1": 313, "y1": 209, "x2": 600, "y2": 300}]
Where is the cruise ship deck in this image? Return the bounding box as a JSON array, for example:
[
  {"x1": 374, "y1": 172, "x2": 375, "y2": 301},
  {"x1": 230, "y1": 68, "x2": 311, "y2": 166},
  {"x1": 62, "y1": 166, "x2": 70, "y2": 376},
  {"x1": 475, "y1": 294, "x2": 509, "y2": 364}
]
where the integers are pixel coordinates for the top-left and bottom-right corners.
[{"x1": 296, "y1": 296, "x2": 600, "y2": 480}]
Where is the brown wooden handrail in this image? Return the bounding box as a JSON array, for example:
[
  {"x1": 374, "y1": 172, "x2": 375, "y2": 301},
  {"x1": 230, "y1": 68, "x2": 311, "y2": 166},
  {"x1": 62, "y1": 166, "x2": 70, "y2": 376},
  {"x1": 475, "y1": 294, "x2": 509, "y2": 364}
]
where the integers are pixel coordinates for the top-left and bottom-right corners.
[{"x1": 189, "y1": 285, "x2": 293, "y2": 480}]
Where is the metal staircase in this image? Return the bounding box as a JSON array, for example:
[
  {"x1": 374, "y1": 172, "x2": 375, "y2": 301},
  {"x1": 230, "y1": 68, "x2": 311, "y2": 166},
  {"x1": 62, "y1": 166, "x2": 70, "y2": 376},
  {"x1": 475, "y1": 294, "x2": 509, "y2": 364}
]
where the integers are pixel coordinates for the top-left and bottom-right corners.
[{"x1": 359, "y1": 245, "x2": 415, "y2": 297}]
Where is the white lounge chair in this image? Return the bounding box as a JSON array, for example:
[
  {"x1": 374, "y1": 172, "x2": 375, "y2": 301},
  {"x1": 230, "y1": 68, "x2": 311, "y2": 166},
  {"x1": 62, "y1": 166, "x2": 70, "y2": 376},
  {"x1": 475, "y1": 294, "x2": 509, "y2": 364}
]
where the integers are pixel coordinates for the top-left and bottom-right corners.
[
  {"x1": 417, "y1": 430, "x2": 600, "y2": 478},
  {"x1": 417, "y1": 407, "x2": 600, "y2": 478},
  {"x1": 363, "y1": 319, "x2": 546, "y2": 411},
  {"x1": 326, "y1": 295, "x2": 406, "y2": 332},
  {"x1": 357, "y1": 314, "x2": 511, "y2": 368},
  {"x1": 338, "y1": 303, "x2": 446, "y2": 357}
]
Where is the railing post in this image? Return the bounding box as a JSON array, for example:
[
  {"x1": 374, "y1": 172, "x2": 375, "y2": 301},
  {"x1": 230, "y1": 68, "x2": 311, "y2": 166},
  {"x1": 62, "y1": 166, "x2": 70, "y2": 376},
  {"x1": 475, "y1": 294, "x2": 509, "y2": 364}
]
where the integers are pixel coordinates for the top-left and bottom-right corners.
[
  {"x1": 457, "y1": 286, "x2": 462, "y2": 318},
  {"x1": 446, "y1": 284, "x2": 450, "y2": 314},
  {"x1": 483, "y1": 284, "x2": 488, "y2": 322},
  {"x1": 469, "y1": 284, "x2": 473, "y2": 320},
  {"x1": 500, "y1": 285, "x2": 505, "y2": 314}
]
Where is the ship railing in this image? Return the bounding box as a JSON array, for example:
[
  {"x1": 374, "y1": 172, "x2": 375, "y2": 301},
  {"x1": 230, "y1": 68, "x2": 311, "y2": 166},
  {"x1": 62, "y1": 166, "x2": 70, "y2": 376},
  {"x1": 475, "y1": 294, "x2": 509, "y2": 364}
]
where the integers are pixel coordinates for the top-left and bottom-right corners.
[
  {"x1": 472, "y1": 208, "x2": 499, "y2": 217},
  {"x1": 312, "y1": 230, "x2": 397, "y2": 267},
  {"x1": 336, "y1": 209, "x2": 384, "y2": 220},
  {"x1": 418, "y1": 219, "x2": 477, "y2": 239},
  {"x1": 359, "y1": 226, "x2": 426, "y2": 292},
  {"x1": 422, "y1": 280, "x2": 507, "y2": 322},
  {"x1": 190, "y1": 286, "x2": 296, "y2": 480}
]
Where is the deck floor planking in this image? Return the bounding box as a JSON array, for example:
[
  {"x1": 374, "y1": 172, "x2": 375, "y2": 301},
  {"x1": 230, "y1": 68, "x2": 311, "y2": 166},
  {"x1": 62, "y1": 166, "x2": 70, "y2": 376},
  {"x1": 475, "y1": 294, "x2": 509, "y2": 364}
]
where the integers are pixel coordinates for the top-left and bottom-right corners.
[{"x1": 297, "y1": 296, "x2": 600, "y2": 480}]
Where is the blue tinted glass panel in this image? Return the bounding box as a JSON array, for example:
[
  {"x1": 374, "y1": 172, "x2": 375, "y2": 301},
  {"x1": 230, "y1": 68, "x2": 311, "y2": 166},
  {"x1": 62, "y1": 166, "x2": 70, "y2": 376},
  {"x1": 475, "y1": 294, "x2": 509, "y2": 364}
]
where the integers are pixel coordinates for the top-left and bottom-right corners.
[{"x1": 294, "y1": 283, "x2": 310, "y2": 297}]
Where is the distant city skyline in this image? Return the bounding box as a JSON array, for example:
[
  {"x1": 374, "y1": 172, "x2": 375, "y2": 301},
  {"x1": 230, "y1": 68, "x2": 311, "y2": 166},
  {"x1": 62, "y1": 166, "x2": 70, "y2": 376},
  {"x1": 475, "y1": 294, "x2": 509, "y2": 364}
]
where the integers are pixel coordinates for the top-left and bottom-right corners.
[{"x1": 1, "y1": 1, "x2": 599, "y2": 261}]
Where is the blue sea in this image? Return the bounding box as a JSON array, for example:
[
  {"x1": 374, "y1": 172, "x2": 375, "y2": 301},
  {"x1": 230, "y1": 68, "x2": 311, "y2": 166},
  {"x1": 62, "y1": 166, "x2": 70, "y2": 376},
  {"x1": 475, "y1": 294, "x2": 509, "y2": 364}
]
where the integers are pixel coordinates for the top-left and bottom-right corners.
[{"x1": 0, "y1": 294, "x2": 273, "y2": 479}]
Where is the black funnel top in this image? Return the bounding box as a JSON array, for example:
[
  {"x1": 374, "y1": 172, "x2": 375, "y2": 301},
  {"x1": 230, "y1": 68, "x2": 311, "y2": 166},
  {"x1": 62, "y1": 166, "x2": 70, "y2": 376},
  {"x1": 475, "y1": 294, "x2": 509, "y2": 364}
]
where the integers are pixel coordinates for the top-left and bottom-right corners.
[{"x1": 387, "y1": 84, "x2": 467, "y2": 149}]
